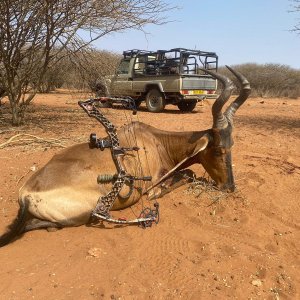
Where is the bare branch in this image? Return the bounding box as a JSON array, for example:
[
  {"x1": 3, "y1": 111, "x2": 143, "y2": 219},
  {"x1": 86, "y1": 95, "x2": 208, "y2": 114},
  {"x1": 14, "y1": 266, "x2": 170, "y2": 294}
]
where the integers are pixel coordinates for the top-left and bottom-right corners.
[
  {"x1": 0, "y1": 0, "x2": 172, "y2": 125},
  {"x1": 290, "y1": 0, "x2": 300, "y2": 33}
]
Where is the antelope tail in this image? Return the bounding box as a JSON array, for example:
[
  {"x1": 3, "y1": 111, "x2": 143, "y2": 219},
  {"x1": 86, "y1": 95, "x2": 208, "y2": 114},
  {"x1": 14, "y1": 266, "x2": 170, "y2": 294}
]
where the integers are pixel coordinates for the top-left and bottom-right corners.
[{"x1": 0, "y1": 199, "x2": 29, "y2": 247}]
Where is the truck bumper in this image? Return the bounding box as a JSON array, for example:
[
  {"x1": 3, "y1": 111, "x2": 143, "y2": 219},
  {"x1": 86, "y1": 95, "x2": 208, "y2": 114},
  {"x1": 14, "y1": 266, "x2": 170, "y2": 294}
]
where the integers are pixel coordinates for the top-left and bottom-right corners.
[
  {"x1": 181, "y1": 95, "x2": 206, "y2": 101},
  {"x1": 205, "y1": 94, "x2": 218, "y2": 99}
]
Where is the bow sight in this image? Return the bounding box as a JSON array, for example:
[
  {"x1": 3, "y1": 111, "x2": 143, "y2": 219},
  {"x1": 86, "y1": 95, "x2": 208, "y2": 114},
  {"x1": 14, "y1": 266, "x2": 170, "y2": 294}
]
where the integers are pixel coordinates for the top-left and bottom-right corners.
[
  {"x1": 89, "y1": 133, "x2": 111, "y2": 150},
  {"x1": 78, "y1": 97, "x2": 159, "y2": 228}
]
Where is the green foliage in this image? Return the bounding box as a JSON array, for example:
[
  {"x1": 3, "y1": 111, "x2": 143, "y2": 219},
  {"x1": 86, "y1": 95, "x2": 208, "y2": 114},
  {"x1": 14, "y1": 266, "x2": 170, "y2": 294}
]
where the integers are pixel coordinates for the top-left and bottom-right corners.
[{"x1": 218, "y1": 63, "x2": 300, "y2": 98}]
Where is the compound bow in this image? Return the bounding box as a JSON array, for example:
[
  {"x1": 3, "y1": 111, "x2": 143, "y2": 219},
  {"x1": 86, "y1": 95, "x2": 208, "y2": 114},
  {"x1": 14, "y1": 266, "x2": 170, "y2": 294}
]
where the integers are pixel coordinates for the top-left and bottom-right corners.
[{"x1": 78, "y1": 97, "x2": 159, "y2": 228}]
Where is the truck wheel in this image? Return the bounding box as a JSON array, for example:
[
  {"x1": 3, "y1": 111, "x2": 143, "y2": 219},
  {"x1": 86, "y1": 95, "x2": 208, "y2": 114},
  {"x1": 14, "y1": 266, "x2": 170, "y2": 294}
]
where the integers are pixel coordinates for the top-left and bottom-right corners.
[
  {"x1": 177, "y1": 100, "x2": 197, "y2": 112},
  {"x1": 146, "y1": 89, "x2": 165, "y2": 112}
]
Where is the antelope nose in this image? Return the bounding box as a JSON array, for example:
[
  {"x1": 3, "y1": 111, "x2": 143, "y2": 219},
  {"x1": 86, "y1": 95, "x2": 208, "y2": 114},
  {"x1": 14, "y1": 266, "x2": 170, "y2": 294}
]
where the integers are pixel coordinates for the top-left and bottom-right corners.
[
  {"x1": 227, "y1": 184, "x2": 235, "y2": 192},
  {"x1": 221, "y1": 183, "x2": 235, "y2": 193}
]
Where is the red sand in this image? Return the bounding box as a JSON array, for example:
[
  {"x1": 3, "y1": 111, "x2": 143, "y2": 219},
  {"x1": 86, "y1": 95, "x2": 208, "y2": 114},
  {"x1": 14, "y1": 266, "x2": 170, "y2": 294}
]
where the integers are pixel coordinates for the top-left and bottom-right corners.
[{"x1": 0, "y1": 92, "x2": 299, "y2": 299}]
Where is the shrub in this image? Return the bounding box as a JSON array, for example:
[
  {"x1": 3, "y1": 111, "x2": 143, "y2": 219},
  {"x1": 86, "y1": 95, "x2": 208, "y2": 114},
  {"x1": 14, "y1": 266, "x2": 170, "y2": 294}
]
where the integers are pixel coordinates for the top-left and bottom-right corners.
[
  {"x1": 61, "y1": 49, "x2": 121, "y2": 93},
  {"x1": 218, "y1": 63, "x2": 300, "y2": 98}
]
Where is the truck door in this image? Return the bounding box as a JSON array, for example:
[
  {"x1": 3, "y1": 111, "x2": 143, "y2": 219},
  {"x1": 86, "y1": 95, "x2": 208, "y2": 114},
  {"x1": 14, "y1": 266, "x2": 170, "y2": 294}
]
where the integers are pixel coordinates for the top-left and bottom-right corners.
[{"x1": 110, "y1": 59, "x2": 133, "y2": 96}]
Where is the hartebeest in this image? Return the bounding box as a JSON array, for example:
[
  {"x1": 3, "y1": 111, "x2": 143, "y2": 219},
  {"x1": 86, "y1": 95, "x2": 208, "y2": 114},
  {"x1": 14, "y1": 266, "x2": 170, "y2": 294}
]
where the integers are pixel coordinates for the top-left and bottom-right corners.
[{"x1": 0, "y1": 67, "x2": 250, "y2": 247}]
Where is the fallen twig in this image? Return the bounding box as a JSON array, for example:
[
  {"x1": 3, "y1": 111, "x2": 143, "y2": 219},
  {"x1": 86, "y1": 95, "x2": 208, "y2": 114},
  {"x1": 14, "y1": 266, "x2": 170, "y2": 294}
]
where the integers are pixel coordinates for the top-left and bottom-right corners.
[
  {"x1": 0, "y1": 129, "x2": 28, "y2": 134},
  {"x1": 184, "y1": 172, "x2": 229, "y2": 205},
  {"x1": 16, "y1": 169, "x2": 31, "y2": 185},
  {"x1": 0, "y1": 133, "x2": 66, "y2": 149}
]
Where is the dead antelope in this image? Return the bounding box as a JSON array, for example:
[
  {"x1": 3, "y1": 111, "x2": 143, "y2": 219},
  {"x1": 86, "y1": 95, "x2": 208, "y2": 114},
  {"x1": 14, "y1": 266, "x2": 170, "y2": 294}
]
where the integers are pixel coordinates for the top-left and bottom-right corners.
[{"x1": 0, "y1": 67, "x2": 250, "y2": 247}]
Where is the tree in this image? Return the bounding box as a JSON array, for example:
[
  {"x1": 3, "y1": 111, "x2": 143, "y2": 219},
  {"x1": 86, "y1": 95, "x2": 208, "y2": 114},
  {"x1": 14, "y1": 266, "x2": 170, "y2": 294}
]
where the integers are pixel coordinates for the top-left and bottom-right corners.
[
  {"x1": 291, "y1": 0, "x2": 300, "y2": 33},
  {"x1": 63, "y1": 48, "x2": 121, "y2": 93},
  {"x1": 0, "y1": 0, "x2": 170, "y2": 125}
]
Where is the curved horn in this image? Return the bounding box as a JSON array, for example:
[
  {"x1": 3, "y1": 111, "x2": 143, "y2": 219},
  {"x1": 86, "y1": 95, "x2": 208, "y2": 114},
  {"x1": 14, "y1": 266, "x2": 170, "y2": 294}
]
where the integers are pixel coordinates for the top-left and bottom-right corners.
[
  {"x1": 200, "y1": 68, "x2": 234, "y2": 129},
  {"x1": 224, "y1": 65, "x2": 251, "y2": 122}
]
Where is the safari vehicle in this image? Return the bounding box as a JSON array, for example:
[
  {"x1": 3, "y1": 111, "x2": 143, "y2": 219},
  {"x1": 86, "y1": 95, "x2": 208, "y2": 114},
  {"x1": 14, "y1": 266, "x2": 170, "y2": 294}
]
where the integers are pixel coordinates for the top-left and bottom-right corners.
[{"x1": 99, "y1": 48, "x2": 218, "y2": 112}]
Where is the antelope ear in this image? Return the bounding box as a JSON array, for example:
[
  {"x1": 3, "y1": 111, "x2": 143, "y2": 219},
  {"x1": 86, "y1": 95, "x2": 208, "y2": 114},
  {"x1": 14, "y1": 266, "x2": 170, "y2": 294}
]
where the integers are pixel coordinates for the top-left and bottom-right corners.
[
  {"x1": 144, "y1": 134, "x2": 210, "y2": 194},
  {"x1": 144, "y1": 135, "x2": 209, "y2": 195},
  {"x1": 190, "y1": 135, "x2": 209, "y2": 157}
]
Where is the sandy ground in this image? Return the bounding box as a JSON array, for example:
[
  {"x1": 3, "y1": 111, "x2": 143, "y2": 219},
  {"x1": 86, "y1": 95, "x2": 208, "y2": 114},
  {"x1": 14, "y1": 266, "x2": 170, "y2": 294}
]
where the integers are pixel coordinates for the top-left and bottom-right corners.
[{"x1": 0, "y1": 92, "x2": 299, "y2": 300}]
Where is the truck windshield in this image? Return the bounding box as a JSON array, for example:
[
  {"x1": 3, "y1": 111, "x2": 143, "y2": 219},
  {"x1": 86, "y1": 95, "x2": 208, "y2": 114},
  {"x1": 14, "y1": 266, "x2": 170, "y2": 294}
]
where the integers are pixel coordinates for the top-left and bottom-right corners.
[{"x1": 117, "y1": 59, "x2": 130, "y2": 74}]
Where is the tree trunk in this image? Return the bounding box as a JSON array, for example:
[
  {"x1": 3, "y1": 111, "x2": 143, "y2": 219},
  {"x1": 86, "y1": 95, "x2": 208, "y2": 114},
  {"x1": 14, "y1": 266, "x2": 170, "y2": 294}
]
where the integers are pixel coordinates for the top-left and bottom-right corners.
[
  {"x1": 8, "y1": 91, "x2": 35, "y2": 126},
  {"x1": 11, "y1": 102, "x2": 26, "y2": 126}
]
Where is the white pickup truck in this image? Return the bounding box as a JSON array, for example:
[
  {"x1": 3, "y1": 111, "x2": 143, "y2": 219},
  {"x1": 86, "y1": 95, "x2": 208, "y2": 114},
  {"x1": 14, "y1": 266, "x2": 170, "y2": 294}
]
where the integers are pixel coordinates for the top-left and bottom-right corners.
[{"x1": 98, "y1": 48, "x2": 218, "y2": 112}]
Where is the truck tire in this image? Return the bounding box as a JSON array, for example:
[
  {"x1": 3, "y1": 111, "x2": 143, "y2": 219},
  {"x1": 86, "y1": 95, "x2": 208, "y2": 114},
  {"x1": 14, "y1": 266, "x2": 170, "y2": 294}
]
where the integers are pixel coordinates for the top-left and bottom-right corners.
[
  {"x1": 146, "y1": 89, "x2": 165, "y2": 113},
  {"x1": 177, "y1": 100, "x2": 197, "y2": 112}
]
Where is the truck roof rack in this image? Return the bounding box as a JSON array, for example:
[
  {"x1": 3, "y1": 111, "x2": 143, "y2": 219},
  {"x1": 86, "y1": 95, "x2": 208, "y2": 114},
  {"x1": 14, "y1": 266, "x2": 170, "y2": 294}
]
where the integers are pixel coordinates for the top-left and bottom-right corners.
[
  {"x1": 123, "y1": 49, "x2": 155, "y2": 58},
  {"x1": 122, "y1": 48, "x2": 218, "y2": 75},
  {"x1": 123, "y1": 48, "x2": 218, "y2": 59}
]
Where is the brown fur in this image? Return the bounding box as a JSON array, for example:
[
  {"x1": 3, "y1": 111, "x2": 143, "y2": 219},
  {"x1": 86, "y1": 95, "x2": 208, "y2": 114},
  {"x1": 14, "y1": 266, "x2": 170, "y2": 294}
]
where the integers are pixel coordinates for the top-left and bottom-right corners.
[{"x1": 19, "y1": 122, "x2": 214, "y2": 226}]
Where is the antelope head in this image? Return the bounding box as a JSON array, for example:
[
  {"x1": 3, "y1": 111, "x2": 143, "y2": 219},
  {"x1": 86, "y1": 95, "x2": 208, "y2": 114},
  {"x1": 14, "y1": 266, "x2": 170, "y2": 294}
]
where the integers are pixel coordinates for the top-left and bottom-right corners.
[{"x1": 195, "y1": 66, "x2": 251, "y2": 192}]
